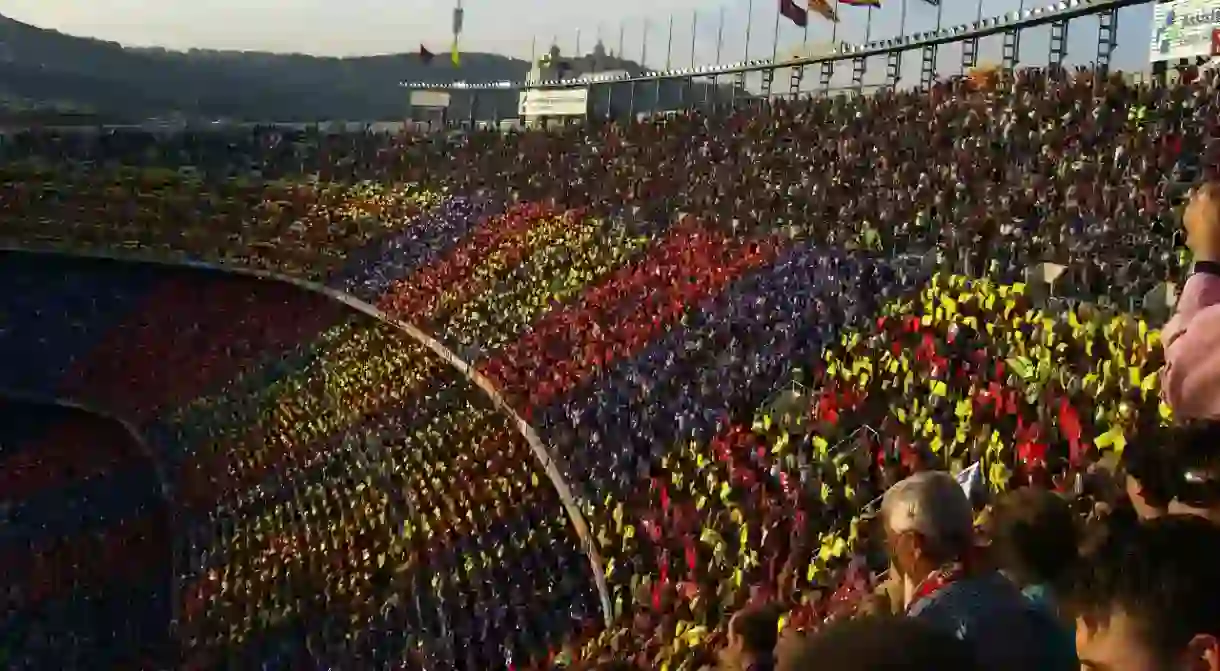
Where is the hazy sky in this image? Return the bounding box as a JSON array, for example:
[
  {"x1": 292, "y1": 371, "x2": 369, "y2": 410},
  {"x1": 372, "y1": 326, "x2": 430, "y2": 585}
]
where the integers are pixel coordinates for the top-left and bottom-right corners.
[{"x1": 0, "y1": 0, "x2": 1155, "y2": 74}]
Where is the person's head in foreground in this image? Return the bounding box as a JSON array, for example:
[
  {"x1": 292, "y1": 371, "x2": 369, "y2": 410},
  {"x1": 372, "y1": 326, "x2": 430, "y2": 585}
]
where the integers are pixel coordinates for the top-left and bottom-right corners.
[
  {"x1": 1070, "y1": 516, "x2": 1220, "y2": 671},
  {"x1": 720, "y1": 605, "x2": 780, "y2": 671},
  {"x1": 776, "y1": 617, "x2": 982, "y2": 671},
  {"x1": 879, "y1": 471, "x2": 975, "y2": 609},
  {"x1": 1124, "y1": 437, "x2": 1175, "y2": 521},
  {"x1": 988, "y1": 486, "x2": 1079, "y2": 594}
]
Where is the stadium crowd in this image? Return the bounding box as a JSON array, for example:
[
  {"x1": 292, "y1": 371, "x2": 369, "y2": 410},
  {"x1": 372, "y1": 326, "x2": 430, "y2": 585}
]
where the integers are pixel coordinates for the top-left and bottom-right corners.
[{"x1": 0, "y1": 62, "x2": 1218, "y2": 670}]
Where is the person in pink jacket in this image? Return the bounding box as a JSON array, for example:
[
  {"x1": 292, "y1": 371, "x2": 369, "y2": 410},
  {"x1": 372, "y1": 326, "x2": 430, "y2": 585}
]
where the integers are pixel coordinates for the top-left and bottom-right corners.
[{"x1": 1163, "y1": 181, "x2": 1220, "y2": 421}]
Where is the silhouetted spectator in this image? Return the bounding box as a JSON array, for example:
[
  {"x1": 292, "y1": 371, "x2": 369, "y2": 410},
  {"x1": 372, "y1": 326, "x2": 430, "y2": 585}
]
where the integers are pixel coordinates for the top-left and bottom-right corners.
[
  {"x1": 777, "y1": 617, "x2": 982, "y2": 671},
  {"x1": 719, "y1": 605, "x2": 780, "y2": 671}
]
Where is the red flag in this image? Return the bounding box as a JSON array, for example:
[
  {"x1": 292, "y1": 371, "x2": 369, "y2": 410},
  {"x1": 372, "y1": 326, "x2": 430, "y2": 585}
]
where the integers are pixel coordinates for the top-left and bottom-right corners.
[
  {"x1": 779, "y1": 0, "x2": 809, "y2": 26},
  {"x1": 1058, "y1": 398, "x2": 1084, "y2": 464}
]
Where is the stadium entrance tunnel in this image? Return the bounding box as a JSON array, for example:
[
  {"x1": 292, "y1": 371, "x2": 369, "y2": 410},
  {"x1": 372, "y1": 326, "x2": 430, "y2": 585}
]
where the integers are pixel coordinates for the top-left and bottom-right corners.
[
  {"x1": 0, "y1": 249, "x2": 608, "y2": 668},
  {"x1": 0, "y1": 395, "x2": 174, "y2": 669}
]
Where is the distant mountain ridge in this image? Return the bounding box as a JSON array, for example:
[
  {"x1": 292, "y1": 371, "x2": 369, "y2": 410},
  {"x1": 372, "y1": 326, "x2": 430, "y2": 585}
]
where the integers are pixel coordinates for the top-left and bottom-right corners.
[{"x1": 0, "y1": 14, "x2": 532, "y2": 121}]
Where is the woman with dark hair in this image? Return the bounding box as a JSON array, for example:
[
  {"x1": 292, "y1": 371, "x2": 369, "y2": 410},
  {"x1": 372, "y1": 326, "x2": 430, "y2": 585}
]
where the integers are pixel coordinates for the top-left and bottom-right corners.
[
  {"x1": 988, "y1": 487, "x2": 1080, "y2": 671},
  {"x1": 989, "y1": 487, "x2": 1079, "y2": 598}
]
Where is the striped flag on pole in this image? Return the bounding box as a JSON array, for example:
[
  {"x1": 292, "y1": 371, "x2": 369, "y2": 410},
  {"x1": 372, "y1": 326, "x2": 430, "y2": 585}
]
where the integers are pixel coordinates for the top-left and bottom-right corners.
[{"x1": 808, "y1": 0, "x2": 839, "y2": 21}]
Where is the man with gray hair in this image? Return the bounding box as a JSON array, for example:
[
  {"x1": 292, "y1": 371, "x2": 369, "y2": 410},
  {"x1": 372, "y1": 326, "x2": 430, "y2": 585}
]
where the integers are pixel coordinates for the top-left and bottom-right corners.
[{"x1": 880, "y1": 471, "x2": 1076, "y2": 671}]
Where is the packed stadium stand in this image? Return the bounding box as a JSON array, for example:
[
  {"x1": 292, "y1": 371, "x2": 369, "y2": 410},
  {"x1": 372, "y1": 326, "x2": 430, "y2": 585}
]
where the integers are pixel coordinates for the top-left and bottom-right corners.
[
  {"x1": 0, "y1": 251, "x2": 603, "y2": 668},
  {"x1": 0, "y1": 37, "x2": 1216, "y2": 671}
]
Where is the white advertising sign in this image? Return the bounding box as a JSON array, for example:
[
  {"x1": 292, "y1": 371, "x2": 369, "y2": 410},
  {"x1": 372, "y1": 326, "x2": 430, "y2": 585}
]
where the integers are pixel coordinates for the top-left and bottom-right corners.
[
  {"x1": 409, "y1": 90, "x2": 452, "y2": 108},
  {"x1": 1150, "y1": 0, "x2": 1220, "y2": 62},
  {"x1": 517, "y1": 88, "x2": 589, "y2": 117}
]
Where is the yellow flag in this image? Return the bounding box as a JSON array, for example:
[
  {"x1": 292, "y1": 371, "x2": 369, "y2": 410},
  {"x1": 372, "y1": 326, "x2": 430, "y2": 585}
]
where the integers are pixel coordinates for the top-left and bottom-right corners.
[
  {"x1": 1140, "y1": 370, "x2": 1159, "y2": 397},
  {"x1": 813, "y1": 435, "x2": 829, "y2": 457},
  {"x1": 831, "y1": 537, "x2": 847, "y2": 557},
  {"x1": 451, "y1": 37, "x2": 461, "y2": 65},
  {"x1": 819, "y1": 542, "x2": 833, "y2": 562},
  {"x1": 989, "y1": 461, "x2": 1011, "y2": 491},
  {"x1": 1095, "y1": 426, "x2": 1128, "y2": 457}
]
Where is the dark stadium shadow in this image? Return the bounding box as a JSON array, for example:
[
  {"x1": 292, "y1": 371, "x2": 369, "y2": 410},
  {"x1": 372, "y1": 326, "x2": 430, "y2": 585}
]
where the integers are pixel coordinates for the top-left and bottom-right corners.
[{"x1": 0, "y1": 394, "x2": 175, "y2": 669}]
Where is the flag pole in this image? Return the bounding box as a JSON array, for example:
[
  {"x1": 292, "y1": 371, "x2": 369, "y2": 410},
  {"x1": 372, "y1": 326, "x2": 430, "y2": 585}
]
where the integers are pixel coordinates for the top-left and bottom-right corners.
[
  {"x1": 576, "y1": 28, "x2": 582, "y2": 56},
  {"x1": 529, "y1": 35, "x2": 537, "y2": 83},
  {"x1": 641, "y1": 18, "x2": 649, "y2": 68},
  {"x1": 709, "y1": 5, "x2": 725, "y2": 107},
  {"x1": 864, "y1": 4, "x2": 874, "y2": 43},
  {"x1": 831, "y1": 0, "x2": 840, "y2": 43},
  {"x1": 770, "y1": 0, "x2": 782, "y2": 64},
  {"x1": 799, "y1": 7, "x2": 808, "y2": 98},
  {"x1": 716, "y1": 5, "x2": 725, "y2": 63},
  {"x1": 665, "y1": 14, "x2": 675, "y2": 69},
  {"x1": 690, "y1": 9, "x2": 698, "y2": 69},
  {"x1": 744, "y1": 0, "x2": 755, "y2": 61}
]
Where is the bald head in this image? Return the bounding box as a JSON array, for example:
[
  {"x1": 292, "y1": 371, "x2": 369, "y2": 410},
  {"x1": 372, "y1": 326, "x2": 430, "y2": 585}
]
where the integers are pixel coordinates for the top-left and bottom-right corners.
[{"x1": 881, "y1": 471, "x2": 974, "y2": 561}]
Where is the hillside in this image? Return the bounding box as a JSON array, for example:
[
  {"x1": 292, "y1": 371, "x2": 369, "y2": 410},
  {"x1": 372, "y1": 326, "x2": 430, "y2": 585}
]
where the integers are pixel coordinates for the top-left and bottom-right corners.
[{"x1": 0, "y1": 14, "x2": 530, "y2": 122}]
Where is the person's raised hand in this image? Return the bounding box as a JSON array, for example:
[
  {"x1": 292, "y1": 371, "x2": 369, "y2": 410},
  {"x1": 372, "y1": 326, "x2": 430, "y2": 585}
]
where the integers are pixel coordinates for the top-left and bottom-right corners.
[{"x1": 1184, "y1": 181, "x2": 1220, "y2": 263}]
